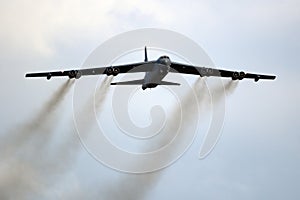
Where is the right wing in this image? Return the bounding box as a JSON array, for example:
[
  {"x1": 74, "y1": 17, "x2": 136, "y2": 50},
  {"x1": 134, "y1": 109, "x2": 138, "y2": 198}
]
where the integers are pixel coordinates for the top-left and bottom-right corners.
[
  {"x1": 170, "y1": 62, "x2": 276, "y2": 82},
  {"x1": 25, "y1": 61, "x2": 155, "y2": 80}
]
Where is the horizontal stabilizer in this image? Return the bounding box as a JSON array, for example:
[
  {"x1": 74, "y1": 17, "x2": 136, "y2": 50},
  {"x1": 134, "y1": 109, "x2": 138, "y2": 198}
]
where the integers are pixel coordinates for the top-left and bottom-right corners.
[
  {"x1": 111, "y1": 79, "x2": 144, "y2": 85},
  {"x1": 160, "y1": 81, "x2": 180, "y2": 86},
  {"x1": 111, "y1": 80, "x2": 180, "y2": 86}
]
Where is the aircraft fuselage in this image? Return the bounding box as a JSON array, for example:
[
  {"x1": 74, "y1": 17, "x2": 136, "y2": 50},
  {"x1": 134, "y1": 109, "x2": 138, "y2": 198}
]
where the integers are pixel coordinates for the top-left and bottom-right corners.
[{"x1": 142, "y1": 56, "x2": 171, "y2": 90}]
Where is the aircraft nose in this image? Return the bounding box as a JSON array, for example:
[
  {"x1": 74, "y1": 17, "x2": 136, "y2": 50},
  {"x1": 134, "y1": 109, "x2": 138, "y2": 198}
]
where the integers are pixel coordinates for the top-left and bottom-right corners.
[{"x1": 165, "y1": 58, "x2": 171, "y2": 65}]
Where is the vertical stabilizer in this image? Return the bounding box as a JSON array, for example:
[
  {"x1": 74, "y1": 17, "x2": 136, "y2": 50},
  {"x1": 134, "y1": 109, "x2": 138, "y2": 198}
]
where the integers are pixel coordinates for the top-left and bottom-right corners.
[{"x1": 144, "y1": 46, "x2": 148, "y2": 62}]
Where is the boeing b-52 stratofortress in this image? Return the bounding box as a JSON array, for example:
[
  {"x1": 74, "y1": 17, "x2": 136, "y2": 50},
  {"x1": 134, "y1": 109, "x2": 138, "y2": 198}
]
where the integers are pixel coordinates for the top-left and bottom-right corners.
[{"x1": 25, "y1": 47, "x2": 276, "y2": 90}]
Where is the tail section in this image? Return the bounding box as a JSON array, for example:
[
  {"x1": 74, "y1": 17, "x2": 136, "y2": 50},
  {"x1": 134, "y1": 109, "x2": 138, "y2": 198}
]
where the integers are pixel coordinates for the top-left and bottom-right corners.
[{"x1": 144, "y1": 46, "x2": 148, "y2": 62}]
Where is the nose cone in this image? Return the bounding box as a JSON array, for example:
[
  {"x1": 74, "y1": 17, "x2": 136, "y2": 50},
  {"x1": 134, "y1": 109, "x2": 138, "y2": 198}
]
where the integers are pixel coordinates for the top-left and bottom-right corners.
[
  {"x1": 158, "y1": 56, "x2": 171, "y2": 65},
  {"x1": 165, "y1": 58, "x2": 171, "y2": 65}
]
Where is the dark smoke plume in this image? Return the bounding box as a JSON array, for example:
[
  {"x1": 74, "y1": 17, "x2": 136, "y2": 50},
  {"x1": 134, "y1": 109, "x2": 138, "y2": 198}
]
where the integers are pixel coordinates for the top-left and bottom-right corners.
[
  {"x1": 52, "y1": 76, "x2": 113, "y2": 168},
  {"x1": 94, "y1": 78, "x2": 239, "y2": 200},
  {"x1": 95, "y1": 79, "x2": 205, "y2": 200},
  {"x1": 0, "y1": 80, "x2": 75, "y2": 199}
]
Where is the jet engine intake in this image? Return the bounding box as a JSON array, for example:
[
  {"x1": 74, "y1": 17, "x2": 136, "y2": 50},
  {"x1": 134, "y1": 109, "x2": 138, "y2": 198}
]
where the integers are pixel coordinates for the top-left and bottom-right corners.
[
  {"x1": 106, "y1": 67, "x2": 113, "y2": 76},
  {"x1": 68, "y1": 70, "x2": 78, "y2": 79},
  {"x1": 239, "y1": 71, "x2": 245, "y2": 80},
  {"x1": 112, "y1": 67, "x2": 120, "y2": 76},
  {"x1": 232, "y1": 71, "x2": 240, "y2": 80}
]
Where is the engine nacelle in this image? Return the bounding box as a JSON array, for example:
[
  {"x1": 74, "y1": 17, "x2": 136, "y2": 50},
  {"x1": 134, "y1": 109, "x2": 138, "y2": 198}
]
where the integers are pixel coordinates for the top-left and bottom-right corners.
[
  {"x1": 207, "y1": 68, "x2": 213, "y2": 75},
  {"x1": 239, "y1": 71, "x2": 245, "y2": 80},
  {"x1": 112, "y1": 67, "x2": 120, "y2": 76},
  {"x1": 75, "y1": 71, "x2": 82, "y2": 79},
  {"x1": 68, "y1": 70, "x2": 77, "y2": 79},
  {"x1": 232, "y1": 71, "x2": 239, "y2": 80},
  {"x1": 106, "y1": 67, "x2": 113, "y2": 76},
  {"x1": 47, "y1": 73, "x2": 52, "y2": 80},
  {"x1": 200, "y1": 68, "x2": 213, "y2": 77},
  {"x1": 254, "y1": 75, "x2": 260, "y2": 82},
  {"x1": 200, "y1": 68, "x2": 206, "y2": 76}
]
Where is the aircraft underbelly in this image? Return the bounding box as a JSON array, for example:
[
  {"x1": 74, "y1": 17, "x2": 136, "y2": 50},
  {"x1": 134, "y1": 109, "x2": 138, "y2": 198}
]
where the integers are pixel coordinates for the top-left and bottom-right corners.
[{"x1": 144, "y1": 64, "x2": 169, "y2": 85}]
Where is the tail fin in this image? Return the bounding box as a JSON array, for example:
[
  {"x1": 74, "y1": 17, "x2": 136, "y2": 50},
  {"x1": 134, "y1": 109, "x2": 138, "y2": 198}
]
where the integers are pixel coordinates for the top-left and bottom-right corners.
[{"x1": 144, "y1": 46, "x2": 148, "y2": 62}]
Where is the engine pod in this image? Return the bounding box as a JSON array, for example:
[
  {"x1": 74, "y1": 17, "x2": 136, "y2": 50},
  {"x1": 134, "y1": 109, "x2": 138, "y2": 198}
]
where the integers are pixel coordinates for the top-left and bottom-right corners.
[
  {"x1": 232, "y1": 71, "x2": 239, "y2": 80},
  {"x1": 75, "y1": 71, "x2": 82, "y2": 79},
  {"x1": 106, "y1": 67, "x2": 113, "y2": 75},
  {"x1": 239, "y1": 71, "x2": 245, "y2": 80},
  {"x1": 47, "y1": 73, "x2": 52, "y2": 80},
  {"x1": 112, "y1": 67, "x2": 120, "y2": 76},
  {"x1": 68, "y1": 70, "x2": 77, "y2": 79}
]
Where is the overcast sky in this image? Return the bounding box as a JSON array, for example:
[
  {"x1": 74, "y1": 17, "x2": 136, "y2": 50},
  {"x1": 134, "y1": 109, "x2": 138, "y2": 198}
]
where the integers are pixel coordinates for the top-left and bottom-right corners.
[{"x1": 0, "y1": 0, "x2": 300, "y2": 199}]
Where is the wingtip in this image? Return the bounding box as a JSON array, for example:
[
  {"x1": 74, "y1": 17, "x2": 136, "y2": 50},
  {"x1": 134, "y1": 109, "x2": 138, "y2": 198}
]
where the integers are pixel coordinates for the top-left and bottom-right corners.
[{"x1": 25, "y1": 73, "x2": 32, "y2": 78}]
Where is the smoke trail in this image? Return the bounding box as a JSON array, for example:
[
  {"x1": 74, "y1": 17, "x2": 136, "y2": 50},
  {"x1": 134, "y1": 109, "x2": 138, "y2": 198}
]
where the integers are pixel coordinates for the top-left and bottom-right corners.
[
  {"x1": 1, "y1": 80, "x2": 74, "y2": 156},
  {"x1": 190, "y1": 79, "x2": 239, "y2": 114},
  {"x1": 52, "y1": 76, "x2": 113, "y2": 199},
  {"x1": 70, "y1": 75, "x2": 112, "y2": 144},
  {"x1": 50, "y1": 76, "x2": 113, "y2": 172},
  {"x1": 33, "y1": 76, "x2": 113, "y2": 198},
  {"x1": 209, "y1": 79, "x2": 239, "y2": 102},
  {"x1": 223, "y1": 80, "x2": 239, "y2": 96},
  {"x1": 94, "y1": 78, "x2": 239, "y2": 200},
  {"x1": 58, "y1": 78, "x2": 239, "y2": 200},
  {"x1": 95, "y1": 76, "x2": 112, "y2": 110},
  {"x1": 94, "y1": 79, "x2": 204, "y2": 200},
  {"x1": 0, "y1": 80, "x2": 75, "y2": 200}
]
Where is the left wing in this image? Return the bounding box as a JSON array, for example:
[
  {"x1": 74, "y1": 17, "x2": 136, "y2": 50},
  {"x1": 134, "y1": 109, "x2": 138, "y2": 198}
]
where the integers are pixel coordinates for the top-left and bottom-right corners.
[
  {"x1": 169, "y1": 62, "x2": 276, "y2": 82},
  {"x1": 25, "y1": 62, "x2": 155, "y2": 80}
]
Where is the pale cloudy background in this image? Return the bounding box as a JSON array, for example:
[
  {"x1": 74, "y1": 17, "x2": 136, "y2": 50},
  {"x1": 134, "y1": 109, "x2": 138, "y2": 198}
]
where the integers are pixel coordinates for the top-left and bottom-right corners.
[{"x1": 0, "y1": 0, "x2": 300, "y2": 199}]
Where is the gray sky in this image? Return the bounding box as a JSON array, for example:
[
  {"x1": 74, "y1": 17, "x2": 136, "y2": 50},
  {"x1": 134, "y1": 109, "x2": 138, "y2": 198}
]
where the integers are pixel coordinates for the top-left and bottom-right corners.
[{"x1": 0, "y1": 0, "x2": 300, "y2": 199}]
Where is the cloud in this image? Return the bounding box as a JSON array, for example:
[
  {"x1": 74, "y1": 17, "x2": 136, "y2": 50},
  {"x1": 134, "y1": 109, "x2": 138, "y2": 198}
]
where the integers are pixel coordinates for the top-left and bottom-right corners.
[{"x1": 0, "y1": 0, "x2": 173, "y2": 61}]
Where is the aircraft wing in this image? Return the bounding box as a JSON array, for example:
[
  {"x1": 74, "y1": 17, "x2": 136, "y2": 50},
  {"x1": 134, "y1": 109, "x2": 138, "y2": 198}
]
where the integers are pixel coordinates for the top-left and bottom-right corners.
[
  {"x1": 25, "y1": 61, "x2": 155, "y2": 80},
  {"x1": 169, "y1": 62, "x2": 276, "y2": 82}
]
